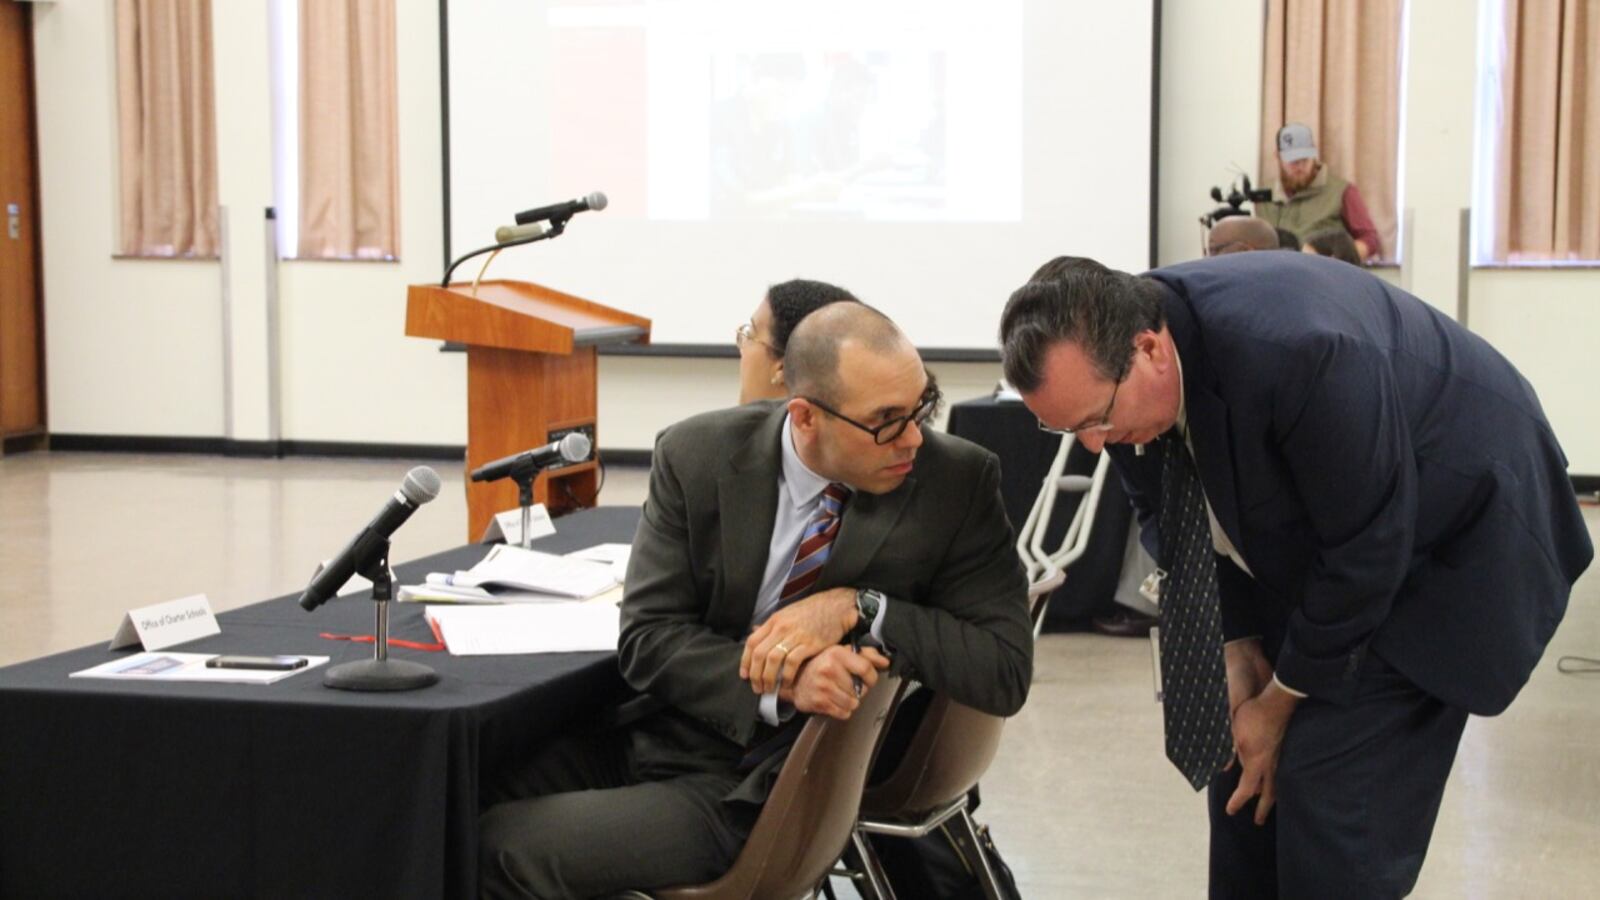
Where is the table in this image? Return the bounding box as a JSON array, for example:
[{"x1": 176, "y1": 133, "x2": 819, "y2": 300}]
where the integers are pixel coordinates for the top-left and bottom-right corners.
[
  {"x1": 0, "y1": 506, "x2": 642, "y2": 900},
  {"x1": 945, "y1": 396, "x2": 1133, "y2": 628}
]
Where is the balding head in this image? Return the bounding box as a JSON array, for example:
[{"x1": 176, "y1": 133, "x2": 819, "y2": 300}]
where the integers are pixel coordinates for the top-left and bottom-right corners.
[
  {"x1": 783, "y1": 302, "x2": 914, "y2": 405},
  {"x1": 1207, "y1": 217, "x2": 1280, "y2": 255}
]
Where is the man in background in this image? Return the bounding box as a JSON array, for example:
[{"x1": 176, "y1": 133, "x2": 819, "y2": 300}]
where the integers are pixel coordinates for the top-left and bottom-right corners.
[
  {"x1": 1255, "y1": 123, "x2": 1382, "y2": 262},
  {"x1": 1206, "y1": 217, "x2": 1281, "y2": 256}
]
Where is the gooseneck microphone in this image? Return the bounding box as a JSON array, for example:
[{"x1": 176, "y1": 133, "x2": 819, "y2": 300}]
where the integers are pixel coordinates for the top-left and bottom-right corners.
[
  {"x1": 493, "y1": 221, "x2": 552, "y2": 244},
  {"x1": 513, "y1": 191, "x2": 608, "y2": 226},
  {"x1": 471, "y1": 433, "x2": 593, "y2": 483},
  {"x1": 441, "y1": 192, "x2": 607, "y2": 286},
  {"x1": 298, "y1": 466, "x2": 442, "y2": 611}
]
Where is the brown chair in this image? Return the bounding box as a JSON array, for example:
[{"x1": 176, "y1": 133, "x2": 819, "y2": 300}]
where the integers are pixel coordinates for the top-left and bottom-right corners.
[
  {"x1": 837, "y1": 693, "x2": 1009, "y2": 900},
  {"x1": 618, "y1": 673, "x2": 904, "y2": 900},
  {"x1": 836, "y1": 570, "x2": 1060, "y2": 899}
]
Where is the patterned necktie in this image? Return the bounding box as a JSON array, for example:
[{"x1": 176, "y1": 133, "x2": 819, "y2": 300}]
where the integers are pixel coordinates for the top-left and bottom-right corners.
[
  {"x1": 1157, "y1": 433, "x2": 1234, "y2": 791},
  {"x1": 777, "y1": 482, "x2": 851, "y2": 607}
]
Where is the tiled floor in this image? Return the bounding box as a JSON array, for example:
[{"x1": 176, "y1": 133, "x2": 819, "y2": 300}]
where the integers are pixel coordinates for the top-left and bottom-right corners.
[{"x1": 2, "y1": 451, "x2": 1596, "y2": 898}]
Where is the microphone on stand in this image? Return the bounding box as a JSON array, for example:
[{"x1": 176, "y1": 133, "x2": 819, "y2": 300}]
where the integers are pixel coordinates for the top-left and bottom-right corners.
[
  {"x1": 471, "y1": 433, "x2": 593, "y2": 483},
  {"x1": 513, "y1": 191, "x2": 608, "y2": 226},
  {"x1": 298, "y1": 466, "x2": 442, "y2": 612}
]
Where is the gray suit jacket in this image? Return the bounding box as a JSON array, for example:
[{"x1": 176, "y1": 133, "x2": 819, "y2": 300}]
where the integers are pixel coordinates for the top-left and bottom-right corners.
[{"x1": 617, "y1": 400, "x2": 1032, "y2": 803}]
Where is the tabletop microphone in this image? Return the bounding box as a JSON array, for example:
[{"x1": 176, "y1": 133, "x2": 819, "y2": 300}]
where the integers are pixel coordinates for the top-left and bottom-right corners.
[
  {"x1": 513, "y1": 191, "x2": 608, "y2": 226},
  {"x1": 298, "y1": 466, "x2": 442, "y2": 611},
  {"x1": 471, "y1": 433, "x2": 593, "y2": 483},
  {"x1": 493, "y1": 220, "x2": 552, "y2": 244}
]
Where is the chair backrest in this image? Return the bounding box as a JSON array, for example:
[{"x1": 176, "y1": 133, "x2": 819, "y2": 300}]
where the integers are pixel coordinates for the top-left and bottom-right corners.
[
  {"x1": 654, "y1": 673, "x2": 904, "y2": 900},
  {"x1": 858, "y1": 692, "x2": 1006, "y2": 819}
]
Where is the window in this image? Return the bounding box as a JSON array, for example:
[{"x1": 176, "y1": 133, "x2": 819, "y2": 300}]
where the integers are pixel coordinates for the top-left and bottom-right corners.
[
  {"x1": 1473, "y1": 0, "x2": 1600, "y2": 263},
  {"x1": 271, "y1": 0, "x2": 399, "y2": 260},
  {"x1": 115, "y1": 0, "x2": 219, "y2": 258}
]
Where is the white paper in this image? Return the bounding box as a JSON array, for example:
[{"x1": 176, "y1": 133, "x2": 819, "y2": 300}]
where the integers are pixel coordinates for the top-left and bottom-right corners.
[
  {"x1": 448, "y1": 544, "x2": 618, "y2": 599},
  {"x1": 397, "y1": 581, "x2": 571, "y2": 605},
  {"x1": 108, "y1": 594, "x2": 222, "y2": 651},
  {"x1": 565, "y1": 543, "x2": 632, "y2": 579},
  {"x1": 71, "y1": 652, "x2": 329, "y2": 685},
  {"x1": 424, "y1": 604, "x2": 620, "y2": 655}
]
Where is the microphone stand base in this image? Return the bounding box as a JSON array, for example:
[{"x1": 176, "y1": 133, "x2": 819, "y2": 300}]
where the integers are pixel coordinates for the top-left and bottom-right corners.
[{"x1": 323, "y1": 658, "x2": 439, "y2": 692}]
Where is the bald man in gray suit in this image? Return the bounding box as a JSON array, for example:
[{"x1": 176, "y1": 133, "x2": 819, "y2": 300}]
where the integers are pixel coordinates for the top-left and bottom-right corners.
[{"x1": 480, "y1": 303, "x2": 1033, "y2": 898}]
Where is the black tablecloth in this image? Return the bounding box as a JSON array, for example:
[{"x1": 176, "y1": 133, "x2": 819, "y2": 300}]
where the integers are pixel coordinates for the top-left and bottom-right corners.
[
  {"x1": 0, "y1": 506, "x2": 642, "y2": 900},
  {"x1": 946, "y1": 396, "x2": 1132, "y2": 629}
]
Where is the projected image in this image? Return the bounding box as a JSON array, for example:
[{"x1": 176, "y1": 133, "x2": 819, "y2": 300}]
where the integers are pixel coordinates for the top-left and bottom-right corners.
[
  {"x1": 708, "y1": 51, "x2": 948, "y2": 221},
  {"x1": 540, "y1": 0, "x2": 1021, "y2": 223}
]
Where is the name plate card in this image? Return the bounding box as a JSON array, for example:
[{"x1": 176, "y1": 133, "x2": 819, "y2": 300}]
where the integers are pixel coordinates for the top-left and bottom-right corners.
[
  {"x1": 479, "y1": 504, "x2": 557, "y2": 546},
  {"x1": 109, "y1": 594, "x2": 222, "y2": 652}
]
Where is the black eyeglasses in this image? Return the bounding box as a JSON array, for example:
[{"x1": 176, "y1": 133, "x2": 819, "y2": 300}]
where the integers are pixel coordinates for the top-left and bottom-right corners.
[
  {"x1": 804, "y1": 387, "x2": 942, "y2": 445},
  {"x1": 1037, "y1": 376, "x2": 1121, "y2": 435}
]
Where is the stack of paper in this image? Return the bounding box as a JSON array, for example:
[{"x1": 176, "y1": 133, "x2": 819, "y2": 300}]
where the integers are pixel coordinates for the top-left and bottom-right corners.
[
  {"x1": 400, "y1": 544, "x2": 620, "y2": 605},
  {"x1": 424, "y1": 604, "x2": 621, "y2": 656}
]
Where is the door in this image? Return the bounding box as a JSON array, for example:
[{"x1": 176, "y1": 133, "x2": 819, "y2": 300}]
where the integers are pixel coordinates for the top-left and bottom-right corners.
[{"x1": 0, "y1": 0, "x2": 45, "y2": 440}]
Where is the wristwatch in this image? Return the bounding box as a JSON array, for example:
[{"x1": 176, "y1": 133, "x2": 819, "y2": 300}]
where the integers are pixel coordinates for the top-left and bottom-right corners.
[{"x1": 852, "y1": 587, "x2": 885, "y2": 640}]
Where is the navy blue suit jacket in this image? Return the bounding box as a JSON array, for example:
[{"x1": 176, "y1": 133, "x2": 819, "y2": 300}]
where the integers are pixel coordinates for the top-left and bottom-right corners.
[{"x1": 1109, "y1": 252, "x2": 1592, "y2": 715}]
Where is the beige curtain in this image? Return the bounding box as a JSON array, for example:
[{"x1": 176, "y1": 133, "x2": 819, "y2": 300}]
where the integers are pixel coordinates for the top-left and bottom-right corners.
[
  {"x1": 115, "y1": 0, "x2": 218, "y2": 258},
  {"x1": 1260, "y1": 0, "x2": 1404, "y2": 261},
  {"x1": 298, "y1": 0, "x2": 398, "y2": 260},
  {"x1": 1495, "y1": 0, "x2": 1600, "y2": 261}
]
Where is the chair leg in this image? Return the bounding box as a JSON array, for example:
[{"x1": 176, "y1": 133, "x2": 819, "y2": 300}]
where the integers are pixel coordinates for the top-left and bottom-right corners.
[
  {"x1": 849, "y1": 829, "x2": 897, "y2": 900},
  {"x1": 947, "y1": 809, "x2": 1005, "y2": 900}
]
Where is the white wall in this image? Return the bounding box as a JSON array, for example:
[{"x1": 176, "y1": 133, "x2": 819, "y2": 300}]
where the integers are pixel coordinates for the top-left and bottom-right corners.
[
  {"x1": 32, "y1": 0, "x2": 225, "y2": 437},
  {"x1": 28, "y1": 0, "x2": 1600, "y2": 474},
  {"x1": 274, "y1": 0, "x2": 462, "y2": 446},
  {"x1": 1156, "y1": 0, "x2": 1264, "y2": 268}
]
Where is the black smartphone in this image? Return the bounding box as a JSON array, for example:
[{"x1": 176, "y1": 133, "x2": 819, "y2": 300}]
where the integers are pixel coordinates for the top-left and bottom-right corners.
[{"x1": 205, "y1": 655, "x2": 308, "y2": 671}]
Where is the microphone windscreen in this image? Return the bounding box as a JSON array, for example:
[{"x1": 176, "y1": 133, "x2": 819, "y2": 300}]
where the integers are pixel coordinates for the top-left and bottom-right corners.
[
  {"x1": 495, "y1": 221, "x2": 550, "y2": 243},
  {"x1": 402, "y1": 466, "x2": 443, "y2": 505},
  {"x1": 558, "y1": 432, "x2": 593, "y2": 462},
  {"x1": 585, "y1": 191, "x2": 609, "y2": 211}
]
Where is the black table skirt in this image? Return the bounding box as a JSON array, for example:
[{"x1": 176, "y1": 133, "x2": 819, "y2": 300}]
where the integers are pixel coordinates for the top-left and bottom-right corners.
[
  {"x1": 946, "y1": 396, "x2": 1133, "y2": 628},
  {"x1": 0, "y1": 506, "x2": 642, "y2": 900}
]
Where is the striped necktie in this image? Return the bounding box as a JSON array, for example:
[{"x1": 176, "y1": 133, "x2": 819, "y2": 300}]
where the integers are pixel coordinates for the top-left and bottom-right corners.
[{"x1": 777, "y1": 482, "x2": 851, "y2": 606}]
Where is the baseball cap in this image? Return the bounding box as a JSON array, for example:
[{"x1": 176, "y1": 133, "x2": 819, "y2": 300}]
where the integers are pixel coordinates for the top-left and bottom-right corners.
[{"x1": 1277, "y1": 123, "x2": 1318, "y2": 163}]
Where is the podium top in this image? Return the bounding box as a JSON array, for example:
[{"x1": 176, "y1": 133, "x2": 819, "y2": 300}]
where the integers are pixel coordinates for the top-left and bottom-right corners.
[{"x1": 406, "y1": 280, "x2": 652, "y2": 355}]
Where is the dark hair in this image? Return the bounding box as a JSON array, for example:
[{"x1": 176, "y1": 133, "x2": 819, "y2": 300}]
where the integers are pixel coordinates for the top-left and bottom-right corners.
[
  {"x1": 1276, "y1": 227, "x2": 1301, "y2": 250},
  {"x1": 999, "y1": 257, "x2": 1165, "y2": 393},
  {"x1": 764, "y1": 279, "x2": 859, "y2": 355},
  {"x1": 1303, "y1": 229, "x2": 1362, "y2": 266}
]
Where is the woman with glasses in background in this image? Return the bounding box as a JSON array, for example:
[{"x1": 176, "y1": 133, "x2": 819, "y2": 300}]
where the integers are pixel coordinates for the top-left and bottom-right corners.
[{"x1": 735, "y1": 279, "x2": 860, "y2": 404}]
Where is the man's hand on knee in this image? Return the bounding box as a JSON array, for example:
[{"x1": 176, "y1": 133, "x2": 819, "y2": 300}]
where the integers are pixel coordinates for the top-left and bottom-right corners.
[
  {"x1": 1226, "y1": 681, "x2": 1301, "y2": 825},
  {"x1": 789, "y1": 645, "x2": 891, "y2": 720},
  {"x1": 741, "y1": 587, "x2": 860, "y2": 694}
]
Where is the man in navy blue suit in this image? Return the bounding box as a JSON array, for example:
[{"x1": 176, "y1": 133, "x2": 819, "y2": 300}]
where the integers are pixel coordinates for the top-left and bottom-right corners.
[{"x1": 999, "y1": 251, "x2": 1592, "y2": 897}]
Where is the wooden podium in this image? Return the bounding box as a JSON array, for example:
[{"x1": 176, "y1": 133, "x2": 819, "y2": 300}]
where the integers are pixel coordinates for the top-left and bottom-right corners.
[{"x1": 406, "y1": 279, "x2": 651, "y2": 542}]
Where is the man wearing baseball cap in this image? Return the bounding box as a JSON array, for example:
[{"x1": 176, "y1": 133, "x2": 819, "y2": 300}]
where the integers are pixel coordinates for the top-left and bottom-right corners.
[{"x1": 1254, "y1": 122, "x2": 1382, "y2": 262}]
